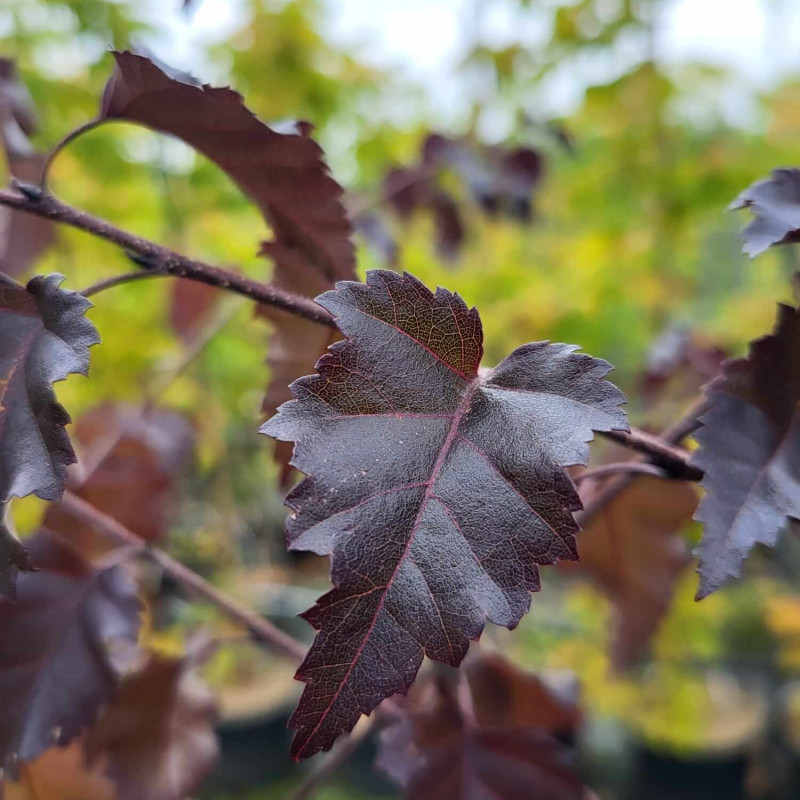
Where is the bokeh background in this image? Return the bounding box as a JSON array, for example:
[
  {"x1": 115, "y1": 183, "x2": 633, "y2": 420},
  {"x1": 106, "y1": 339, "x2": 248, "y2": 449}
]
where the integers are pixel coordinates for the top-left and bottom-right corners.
[{"x1": 4, "y1": 1, "x2": 800, "y2": 798}]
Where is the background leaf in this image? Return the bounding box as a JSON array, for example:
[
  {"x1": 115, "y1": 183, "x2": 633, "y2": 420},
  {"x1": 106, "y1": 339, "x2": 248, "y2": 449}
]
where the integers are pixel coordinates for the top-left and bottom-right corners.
[
  {"x1": 565, "y1": 474, "x2": 696, "y2": 667},
  {"x1": 376, "y1": 654, "x2": 584, "y2": 800},
  {"x1": 694, "y1": 303, "x2": 800, "y2": 598},
  {"x1": 98, "y1": 50, "x2": 356, "y2": 480},
  {"x1": 0, "y1": 531, "x2": 141, "y2": 775},
  {"x1": 0, "y1": 273, "x2": 99, "y2": 504}
]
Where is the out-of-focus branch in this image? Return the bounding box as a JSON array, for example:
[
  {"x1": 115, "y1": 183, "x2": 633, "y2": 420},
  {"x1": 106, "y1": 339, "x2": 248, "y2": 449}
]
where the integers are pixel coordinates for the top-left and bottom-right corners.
[{"x1": 59, "y1": 491, "x2": 308, "y2": 662}]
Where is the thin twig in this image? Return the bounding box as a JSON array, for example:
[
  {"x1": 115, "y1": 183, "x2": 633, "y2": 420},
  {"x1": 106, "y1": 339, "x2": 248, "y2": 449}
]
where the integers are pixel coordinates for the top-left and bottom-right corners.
[
  {"x1": 0, "y1": 188, "x2": 336, "y2": 328},
  {"x1": 287, "y1": 716, "x2": 378, "y2": 800},
  {"x1": 39, "y1": 117, "x2": 106, "y2": 191},
  {"x1": 80, "y1": 269, "x2": 169, "y2": 297},
  {"x1": 574, "y1": 462, "x2": 668, "y2": 484},
  {"x1": 59, "y1": 491, "x2": 307, "y2": 662}
]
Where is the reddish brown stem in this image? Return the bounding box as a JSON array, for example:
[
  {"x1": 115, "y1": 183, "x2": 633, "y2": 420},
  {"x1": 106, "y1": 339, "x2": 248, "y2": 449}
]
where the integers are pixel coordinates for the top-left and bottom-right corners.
[
  {"x1": 599, "y1": 428, "x2": 702, "y2": 481},
  {"x1": 59, "y1": 491, "x2": 308, "y2": 662},
  {"x1": 80, "y1": 269, "x2": 170, "y2": 297},
  {"x1": 575, "y1": 462, "x2": 668, "y2": 484},
  {"x1": 38, "y1": 117, "x2": 107, "y2": 190},
  {"x1": 0, "y1": 188, "x2": 336, "y2": 328}
]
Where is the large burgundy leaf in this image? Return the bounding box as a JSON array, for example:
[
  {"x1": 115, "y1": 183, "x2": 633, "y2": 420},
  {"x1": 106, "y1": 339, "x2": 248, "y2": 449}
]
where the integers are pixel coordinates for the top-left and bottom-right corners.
[
  {"x1": 0, "y1": 531, "x2": 141, "y2": 776},
  {"x1": 0, "y1": 273, "x2": 99, "y2": 505},
  {"x1": 262, "y1": 269, "x2": 627, "y2": 758},
  {"x1": 693, "y1": 303, "x2": 800, "y2": 598},
  {"x1": 98, "y1": 51, "x2": 356, "y2": 478},
  {"x1": 376, "y1": 655, "x2": 584, "y2": 800}
]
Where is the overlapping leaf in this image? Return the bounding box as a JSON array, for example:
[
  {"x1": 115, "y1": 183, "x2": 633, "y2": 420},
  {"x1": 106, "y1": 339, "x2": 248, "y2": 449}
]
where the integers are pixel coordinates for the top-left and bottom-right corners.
[
  {"x1": 98, "y1": 50, "x2": 356, "y2": 479},
  {"x1": 376, "y1": 654, "x2": 584, "y2": 800},
  {"x1": 0, "y1": 531, "x2": 141, "y2": 776},
  {"x1": 730, "y1": 168, "x2": 800, "y2": 257},
  {"x1": 85, "y1": 654, "x2": 218, "y2": 800},
  {"x1": 565, "y1": 475, "x2": 696, "y2": 667},
  {"x1": 5, "y1": 654, "x2": 217, "y2": 800},
  {"x1": 5, "y1": 739, "x2": 117, "y2": 800},
  {"x1": 693, "y1": 303, "x2": 800, "y2": 598},
  {"x1": 44, "y1": 404, "x2": 195, "y2": 558},
  {"x1": 262, "y1": 269, "x2": 627, "y2": 758},
  {"x1": 0, "y1": 273, "x2": 99, "y2": 504}
]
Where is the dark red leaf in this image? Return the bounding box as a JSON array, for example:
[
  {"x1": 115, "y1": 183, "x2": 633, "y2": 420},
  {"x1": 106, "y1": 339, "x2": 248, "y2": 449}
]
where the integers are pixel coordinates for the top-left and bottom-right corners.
[
  {"x1": 44, "y1": 404, "x2": 195, "y2": 557},
  {"x1": 98, "y1": 51, "x2": 355, "y2": 476},
  {"x1": 6, "y1": 653, "x2": 216, "y2": 800},
  {"x1": 424, "y1": 135, "x2": 545, "y2": 222},
  {"x1": 693, "y1": 303, "x2": 800, "y2": 598},
  {"x1": 730, "y1": 168, "x2": 800, "y2": 257},
  {"x1": 0, "y1": 531, "x2": 141, "y2": 775},
  {"x1": 382, "y1": 166, "x2": 465, "y2": 260},
  {"x1": 262, "y1": 269, "x2": 627, "y2": 758},
  {"x1": 167, "y1": 278, "x2": 220, "y2": 344},
  {"x1": 99, "y1": 51, "x2": 354, "y2": 276},
  {"x1": 465, "y1": 654, "x2": 581, "y2": 734},
  {"x1": 565, "y1": 475, "x2": 696, "y2": 667},
  {"x1": 0, "y1": 273, "x2": 99, "y2": 504},
  {"x1": 376, "y1": 655, "x2": 584, "y2": 800},
  {"x1": 97, "y1": 50, "x2": 356, "y2": 480},
  {"x1": 429, "y1": 190, "x2": 465, "y2": 261},
  {"x1": 85, "y1": 653, "x2": 218, "y2": 800}
]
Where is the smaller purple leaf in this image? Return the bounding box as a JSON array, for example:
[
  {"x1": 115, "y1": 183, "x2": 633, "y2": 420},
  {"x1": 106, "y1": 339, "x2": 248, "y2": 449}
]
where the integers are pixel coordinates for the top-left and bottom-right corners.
[{"x1": 730, "y1": 168, "x2": 800, "y2": 257}]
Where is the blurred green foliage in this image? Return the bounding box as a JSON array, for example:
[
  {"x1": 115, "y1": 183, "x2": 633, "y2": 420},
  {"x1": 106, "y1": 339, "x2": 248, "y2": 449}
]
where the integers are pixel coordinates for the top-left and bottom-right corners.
[{"x1": 3, "y1": 0, "x2": 800, "y2": 794}]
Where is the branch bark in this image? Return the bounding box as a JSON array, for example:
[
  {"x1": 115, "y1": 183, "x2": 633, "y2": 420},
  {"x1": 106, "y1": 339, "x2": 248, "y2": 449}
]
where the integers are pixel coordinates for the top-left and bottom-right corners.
[{"x1": 0, "y1": 187, "x2": 336, "y2": 328}]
